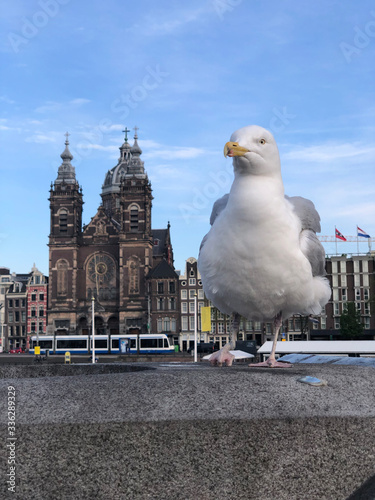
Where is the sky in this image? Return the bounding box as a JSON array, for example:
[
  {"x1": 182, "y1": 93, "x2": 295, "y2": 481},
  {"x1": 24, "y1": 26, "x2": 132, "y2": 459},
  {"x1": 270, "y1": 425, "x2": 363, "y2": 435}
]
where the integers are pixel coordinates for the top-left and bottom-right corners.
[{"x1": 1, "y1": 0, "x2": 375, "y2": 276}]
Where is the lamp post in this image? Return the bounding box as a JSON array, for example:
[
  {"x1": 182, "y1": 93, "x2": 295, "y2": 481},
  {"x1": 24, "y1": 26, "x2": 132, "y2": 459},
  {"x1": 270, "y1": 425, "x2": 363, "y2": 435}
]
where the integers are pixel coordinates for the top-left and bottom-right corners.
[
  {"x1": 194, "y1": 291, "x2": 198, "y2": 363},
  {"x1": 91, "y1": 296, "x2": 95, "y2": 364}
]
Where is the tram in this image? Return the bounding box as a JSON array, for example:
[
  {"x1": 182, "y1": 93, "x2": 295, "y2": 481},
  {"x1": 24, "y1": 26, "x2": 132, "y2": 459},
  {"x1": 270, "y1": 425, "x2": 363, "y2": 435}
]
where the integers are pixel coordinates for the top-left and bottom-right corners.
[{"x1": 30, "y1": 334, "x2": 174, "y2": 355}]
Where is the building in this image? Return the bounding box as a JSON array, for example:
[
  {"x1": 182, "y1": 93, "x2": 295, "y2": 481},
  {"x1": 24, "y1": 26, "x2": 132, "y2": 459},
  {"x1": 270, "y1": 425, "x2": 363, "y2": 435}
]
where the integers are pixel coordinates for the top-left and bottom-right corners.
[
  {"x1": 47, "y1": 128, "x2": 175, "y2": 341},
  {"x1": 311, "y1": 253, "x2": 375, "y2": 339},
  {"x1": 178, "y1": 258, "x2": 205, "y2": 351},
  {"x1": 0, "y1": 267, "x2": 13, "y2": 351},
  {"x1": 26, "y1": 264, "x2": 48, "y2": 346},
  {"x1": 5, "y1": 275, "x2": 28, "y2": 351}
]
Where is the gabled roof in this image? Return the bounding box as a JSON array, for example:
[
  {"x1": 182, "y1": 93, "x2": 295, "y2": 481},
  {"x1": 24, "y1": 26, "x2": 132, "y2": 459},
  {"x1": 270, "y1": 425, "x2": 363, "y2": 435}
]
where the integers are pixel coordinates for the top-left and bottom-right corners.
[{"x1": 148, "y1": 259, "x2": 178, "y2": 279}]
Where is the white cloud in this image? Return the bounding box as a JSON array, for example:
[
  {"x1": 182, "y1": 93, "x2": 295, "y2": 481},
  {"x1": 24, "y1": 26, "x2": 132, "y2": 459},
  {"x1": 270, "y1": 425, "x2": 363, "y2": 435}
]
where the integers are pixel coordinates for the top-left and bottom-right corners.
[
  {"x1": 283, "y1": 141, "x2": 375, "y2": 164},
  {"x1": 25, "y1": 134, "x2": 56, "y2": 144},
  {"x1": 35, "y1": 98, "x2": 90, "y2": 113}
]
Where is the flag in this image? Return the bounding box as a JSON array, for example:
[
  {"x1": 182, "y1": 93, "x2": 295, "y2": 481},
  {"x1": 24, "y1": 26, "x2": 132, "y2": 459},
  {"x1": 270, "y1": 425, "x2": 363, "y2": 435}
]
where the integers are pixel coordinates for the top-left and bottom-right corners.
[
  {"x1": 335, "y1": 228, "x2": 346, "y2": 241},
  {"x1": 357, "y1": 226, "x2": 370, "y2": 238},
  {"x1": 200, "y1": 306, "x2": 212, "y2": 332}
]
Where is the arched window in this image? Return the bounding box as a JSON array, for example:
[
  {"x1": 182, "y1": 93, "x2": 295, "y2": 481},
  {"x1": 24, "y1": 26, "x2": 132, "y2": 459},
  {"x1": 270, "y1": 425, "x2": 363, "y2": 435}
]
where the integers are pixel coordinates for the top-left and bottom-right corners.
[
  {"x1": 57, "y1": 260, "x2": 68, "y2": 296},
  {"x1": 130, "y1": 205, "x2": 139, "y2": 232},
  {"x1": 128, "y1": 257, "x2": 140, "y2": 295},
  {"x1": 59, "y1": 209, "x2": 68, "y2": 233}
]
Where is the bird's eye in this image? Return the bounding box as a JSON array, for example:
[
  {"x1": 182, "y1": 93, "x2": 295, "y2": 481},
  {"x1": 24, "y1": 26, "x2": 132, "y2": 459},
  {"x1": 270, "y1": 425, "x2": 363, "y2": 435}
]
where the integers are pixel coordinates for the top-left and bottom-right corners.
[{"x1": 259, "y1": 138, "x2": 266, "y2": 145}]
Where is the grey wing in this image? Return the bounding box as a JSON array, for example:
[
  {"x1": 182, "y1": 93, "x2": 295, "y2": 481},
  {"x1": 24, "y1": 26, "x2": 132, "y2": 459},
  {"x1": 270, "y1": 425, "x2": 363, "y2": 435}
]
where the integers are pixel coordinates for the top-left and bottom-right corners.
[
  {"x1": 199, "y1": 194, "x2": 229, "y2": 255},
  {"x1": 210, "y1": 193, "x2": 229, "y2": 225},
  {"x1": 285, "y1": 195, "x2": 326, "y2": 277}
]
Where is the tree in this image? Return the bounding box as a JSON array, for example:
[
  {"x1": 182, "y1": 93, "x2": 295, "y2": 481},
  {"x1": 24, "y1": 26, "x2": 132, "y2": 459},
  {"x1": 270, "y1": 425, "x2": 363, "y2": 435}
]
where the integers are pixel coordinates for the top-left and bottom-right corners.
[{"x1": 339, "y1": 302, "x2": 363, "y2": 339}]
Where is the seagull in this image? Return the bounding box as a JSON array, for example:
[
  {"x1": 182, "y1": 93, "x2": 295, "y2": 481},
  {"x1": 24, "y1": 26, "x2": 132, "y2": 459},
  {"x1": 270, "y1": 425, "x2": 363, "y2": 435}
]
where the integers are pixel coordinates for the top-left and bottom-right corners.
[{"x1": 198, "y1": 125, "x2": 331, "y2": 367}]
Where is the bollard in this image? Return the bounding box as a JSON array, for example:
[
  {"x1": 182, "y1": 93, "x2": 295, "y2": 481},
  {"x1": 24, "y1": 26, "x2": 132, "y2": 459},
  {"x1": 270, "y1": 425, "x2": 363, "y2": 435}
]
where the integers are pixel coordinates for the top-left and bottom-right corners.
[{"x1": 64, "y1": 351, "x2": 71, "y2": 364}]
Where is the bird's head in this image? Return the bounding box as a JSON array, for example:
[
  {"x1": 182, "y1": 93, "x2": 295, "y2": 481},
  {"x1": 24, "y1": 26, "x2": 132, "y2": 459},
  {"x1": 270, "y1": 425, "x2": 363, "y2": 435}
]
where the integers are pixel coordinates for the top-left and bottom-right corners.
[{"x1": 224, "y1": 125, "x2": 281, "y2": 177}]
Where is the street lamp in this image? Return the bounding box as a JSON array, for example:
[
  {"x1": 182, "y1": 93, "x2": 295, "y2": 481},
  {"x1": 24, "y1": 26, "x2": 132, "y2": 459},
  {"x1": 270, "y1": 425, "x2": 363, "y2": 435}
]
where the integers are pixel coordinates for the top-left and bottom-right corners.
[
  {"x1": 194, "y1": 291, "x2": 197, "y2": 363},
  {"x1": 91, "y1": 296, "x2": 95, "y2": 364}
]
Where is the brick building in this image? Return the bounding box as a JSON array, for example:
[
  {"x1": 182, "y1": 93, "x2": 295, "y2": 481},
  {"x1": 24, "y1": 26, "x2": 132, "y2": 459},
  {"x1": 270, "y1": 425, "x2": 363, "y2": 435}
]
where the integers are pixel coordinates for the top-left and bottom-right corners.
[{"x1": 47, "y1": 129, "x2": 176, "y2": 342}]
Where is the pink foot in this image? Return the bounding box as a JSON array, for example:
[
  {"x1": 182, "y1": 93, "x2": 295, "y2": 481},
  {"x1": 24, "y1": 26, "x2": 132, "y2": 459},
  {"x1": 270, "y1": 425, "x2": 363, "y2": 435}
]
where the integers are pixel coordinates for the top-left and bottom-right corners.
[
  {"x1": 249, "y1": 358, "x2": 292, "y2": 368},
  {"x1": 210, "y1": 344, "x2": 235, "y2": 367}
]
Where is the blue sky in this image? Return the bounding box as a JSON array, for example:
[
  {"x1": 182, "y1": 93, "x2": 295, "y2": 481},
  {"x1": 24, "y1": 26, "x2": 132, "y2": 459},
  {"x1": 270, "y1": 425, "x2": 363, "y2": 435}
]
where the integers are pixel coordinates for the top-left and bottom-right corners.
[{"x1": 1, "y1": 0, "x2": 375, "y2": 275}]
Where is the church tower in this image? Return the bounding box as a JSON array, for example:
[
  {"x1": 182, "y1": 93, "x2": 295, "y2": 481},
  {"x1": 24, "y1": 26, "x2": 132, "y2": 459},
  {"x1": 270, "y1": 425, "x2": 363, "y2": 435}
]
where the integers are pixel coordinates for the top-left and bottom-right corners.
[
  {"x1": 101, "y1": 127, "x2": 154, "y2": 333},
  {"x1": 48, "y1": 134, "x2": 83, "y2": 333}
]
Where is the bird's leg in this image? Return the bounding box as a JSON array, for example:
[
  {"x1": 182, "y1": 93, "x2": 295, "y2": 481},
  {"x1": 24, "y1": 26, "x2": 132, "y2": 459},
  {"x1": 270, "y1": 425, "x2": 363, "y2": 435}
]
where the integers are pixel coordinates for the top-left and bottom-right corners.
[
  {"x1": 210, "y1": 312, "x2": 239, "y2": 367},
  {"x1": 249, "y1": 312, "x2": 292, "y2": 368}
]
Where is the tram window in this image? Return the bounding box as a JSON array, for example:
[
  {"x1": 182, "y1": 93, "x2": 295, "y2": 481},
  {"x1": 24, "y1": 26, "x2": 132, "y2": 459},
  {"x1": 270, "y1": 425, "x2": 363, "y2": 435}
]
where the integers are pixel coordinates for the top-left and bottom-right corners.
[
  {"x1": 57, "y1": 339, "x2": 87, "y2": 349},
  {"x1": 130, "y1": 339, "x2": 136, "y2": 349},
  {"x1": 112, "y1": 339, "x2": 119, "y2": 349},
  {"x1": 94, "y1": 339, "x2": 107, "y2": 348},
  {"x1": 141, "y1": 338, "x2": 157, "y2": 348},
  {"x1": 164, "y1": 339, "x2": 169, "y2": 348},
  {"x1": 39, "y1": 340, "x2": 53, "y2": 349}
]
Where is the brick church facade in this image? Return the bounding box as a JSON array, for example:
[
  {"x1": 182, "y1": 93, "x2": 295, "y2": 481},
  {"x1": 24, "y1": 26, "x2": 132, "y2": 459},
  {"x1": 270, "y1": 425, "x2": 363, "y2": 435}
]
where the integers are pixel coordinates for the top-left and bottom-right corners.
[{"x1": 47, "y1": 129, "x2": 177, "y2": 340}]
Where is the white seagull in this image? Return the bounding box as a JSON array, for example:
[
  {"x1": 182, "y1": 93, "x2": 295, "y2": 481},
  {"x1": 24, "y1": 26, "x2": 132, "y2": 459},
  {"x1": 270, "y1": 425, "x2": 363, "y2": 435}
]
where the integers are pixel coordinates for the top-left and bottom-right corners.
[{"x1": 198, "y1": 125, "x2": 331, "y2": 367}]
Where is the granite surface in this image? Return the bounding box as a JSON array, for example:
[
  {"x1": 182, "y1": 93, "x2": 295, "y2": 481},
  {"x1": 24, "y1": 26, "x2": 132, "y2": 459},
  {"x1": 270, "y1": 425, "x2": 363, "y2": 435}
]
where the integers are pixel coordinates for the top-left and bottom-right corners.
[{"x1": 1, "y1": 362, "x2": 374, "y2": 499}]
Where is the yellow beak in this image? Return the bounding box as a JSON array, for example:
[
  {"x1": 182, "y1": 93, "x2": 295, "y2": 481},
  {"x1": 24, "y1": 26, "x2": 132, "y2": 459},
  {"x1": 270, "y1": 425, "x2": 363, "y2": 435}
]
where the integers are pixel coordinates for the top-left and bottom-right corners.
[{"x1": 223, "y1": 141, "x2": 249, "y2": 158}]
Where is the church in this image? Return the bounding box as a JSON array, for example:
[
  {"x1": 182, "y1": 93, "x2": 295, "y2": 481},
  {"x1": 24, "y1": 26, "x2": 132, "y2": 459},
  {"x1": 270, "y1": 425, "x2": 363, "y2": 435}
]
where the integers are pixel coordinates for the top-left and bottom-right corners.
[{"x1": 47, "y1": 128, "x2": 180, "y2": 342}]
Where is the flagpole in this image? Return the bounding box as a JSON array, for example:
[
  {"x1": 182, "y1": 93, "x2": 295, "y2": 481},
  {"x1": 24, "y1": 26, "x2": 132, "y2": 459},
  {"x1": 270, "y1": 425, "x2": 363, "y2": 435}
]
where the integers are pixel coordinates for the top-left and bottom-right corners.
[
  {"x1": 356, "y1": 225, "x2": 359, "y2": 254},
  {"x1": 335, "y1": 226, "x2": 337, "y2": 255}
]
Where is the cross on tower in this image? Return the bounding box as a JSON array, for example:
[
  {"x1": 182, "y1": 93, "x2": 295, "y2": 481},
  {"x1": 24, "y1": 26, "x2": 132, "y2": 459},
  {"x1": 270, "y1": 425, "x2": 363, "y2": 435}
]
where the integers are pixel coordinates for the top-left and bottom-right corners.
[
  {"x1": 133, "y1": 125, "x2": 139, "y2": 139},
  {"x1": 122, "y1": 127, "x2": 131, "y2": 142},
  {"x1": 64, "y1": 131, "x2": 70, "y2": 144}
]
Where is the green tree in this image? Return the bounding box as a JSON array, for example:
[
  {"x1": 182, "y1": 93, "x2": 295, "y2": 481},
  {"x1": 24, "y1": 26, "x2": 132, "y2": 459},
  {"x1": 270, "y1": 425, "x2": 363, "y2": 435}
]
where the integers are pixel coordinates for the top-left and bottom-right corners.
[{"x1": 339, "y1": 302, "x2": 363, "y2": 339}]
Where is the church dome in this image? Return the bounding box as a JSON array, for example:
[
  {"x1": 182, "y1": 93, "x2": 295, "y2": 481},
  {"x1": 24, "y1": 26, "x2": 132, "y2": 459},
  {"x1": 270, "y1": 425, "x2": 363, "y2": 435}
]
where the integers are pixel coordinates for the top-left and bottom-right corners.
[{"x1": 101, "y1": 127, "x2": 146, "y2": 196}]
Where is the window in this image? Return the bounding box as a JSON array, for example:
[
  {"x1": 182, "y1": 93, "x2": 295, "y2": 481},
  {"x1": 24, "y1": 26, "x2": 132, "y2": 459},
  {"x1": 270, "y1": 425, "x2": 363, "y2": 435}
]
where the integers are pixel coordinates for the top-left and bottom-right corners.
[
  {"x1": 189, "y1": 278, "x2": 196, "y2": 286},
  {"x1": 332, "y1": 261, "x2": 338, "y2": 274},
  {"x1": 181, "y1": 317, "x2": 188, "y2": 331},
  {"x1": 189, "y1": 302, "x2": 195, "y2": 313},
  {"x1": 8, "y1": 312, "x2": 13, "y2": 323},
  {"x1": 59, "y1": 209, "x2": 68, "y2": 232},
  {"x1": 31, "y1": 322, "x2": 36, "y2": 332},
  {"x1": 217, "y1": 322, "x2": 224, "y2": 333},
  {"x1": 39, "y1": 293, "x2": 44, "y2": 301},
  {"x1": 38, "y1": 322, "x2": 43, "y2": 333},
  {"x1": 340, "y1": 261, "x2": 346, "y2": 273},
  {"x1": 21, "y1": 299, "x2": 25, "y2": 307},
  {"x1": 355, "y1": 289, "x2": 361, "y2": 301},
  {"x1": 157, "y1": 318, "x2": 162, "y2": 332},
  {"x1": 157, "y1": 298, "x2": 164, "y2": 310},
  {"x1": 341, "y1": 275, "x2": 347, "y2": 287},
  {"x1": 8, "y1": 299, "x2": 13, "y2": 308},
  {"x1": 39, "y1": 308, "x2": 44, "y2": 317},
  {"x1": 211, "y1": 323, "x2": 216, "y2": 334},
  {"x1": 181, "y1": 290, "x2": 187, "y2": 300},
  {"x1": 353, "y1": 260, "x2": 360, "y2": 273},
  {"x1": 189, "y1": 316, "x2": 195, "y2": 330},
  {"x1": 31, "y1": 294, "x2": 36, "y2": 302},
  {"x1": 15, "y1": 299, "x2": 19, "y2": 307},
  {"x1": 332, "y1": 275, "x2": 338, "y2": 287},
  {"x1": 169, "y1": 281, "x2": 175, "y2": 294},
  {"x1": 157, "y1": 282, "x2": 164, "y2": 294},
  {"x1": 189, "y1": 290, "x2": 196, "y2": 299},
  {"x1": 364, "y1": 317, "x2": 370, "y2": 329},
  {"x1": 130, "y1": 205, "x2": 139, "y2": 232},
  {"x1": 15, "y1": 311, "x2": 19, "y2": 322},
  {"x1": 354, "y1": 275, "x2": 360, "y2": 287},
  {"x1": 198, "y1": 289, "x2": 204, "y2": 300},
  {"x1": 31, "y1": 308, "x2": 36, "y2": 317},
  {"x1": 21, "y1": 311, "x2": 26, "y2": 322},
  {"x1": 163, "y1": 318, "x2": 170, "y2": 331},
  {"x1": 334, "y1": 303, "x2": 340, "y2": 315},
  {"x1": 321, "y1": 317, "x2": 326, "y2": 329},
  {"x1": 364, "y1": 289, "x2": 369, "y2": 301},
  {"x1": 181, "y1": 302, "x2": 187, "y2": 313},
  {"x1": 362, "y1": 260, "x2": 368, "y2": 273},
  {"x1": 341, "y1": 289, "x2": 347, "y2": 301},
  {"x1": 169, "y1": 298, "x2": 176, "y2": 310}
]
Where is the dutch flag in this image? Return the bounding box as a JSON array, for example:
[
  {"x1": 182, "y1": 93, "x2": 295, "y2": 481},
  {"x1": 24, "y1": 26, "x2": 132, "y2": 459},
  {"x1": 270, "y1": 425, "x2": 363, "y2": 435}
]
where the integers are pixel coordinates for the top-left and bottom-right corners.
[{"x1": 357, "y1": 226, "x2": 370, "y2": 238}]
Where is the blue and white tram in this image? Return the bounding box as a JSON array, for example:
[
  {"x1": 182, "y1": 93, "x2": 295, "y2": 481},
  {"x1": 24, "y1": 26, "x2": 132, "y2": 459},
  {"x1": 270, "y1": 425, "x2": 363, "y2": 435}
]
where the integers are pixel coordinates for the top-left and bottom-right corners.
[{"x1": 30, "y1": 333, "x2": 175, "y2": 355}]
